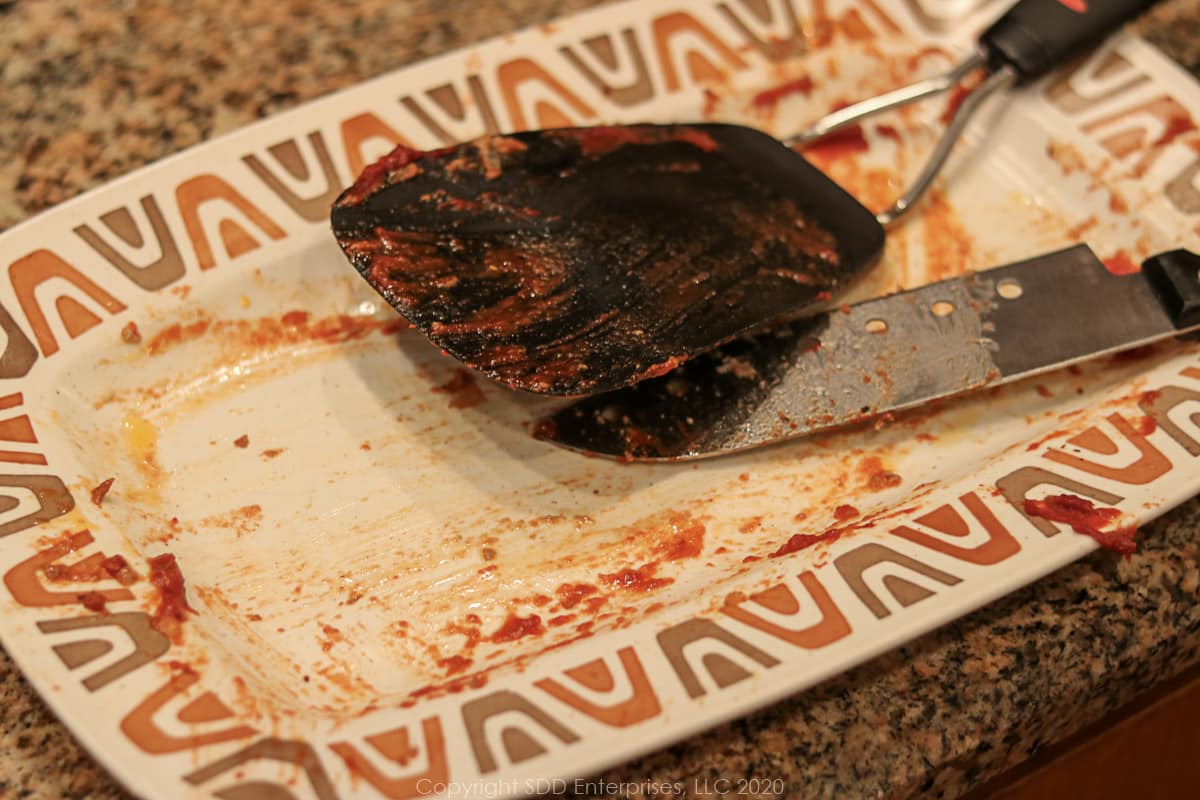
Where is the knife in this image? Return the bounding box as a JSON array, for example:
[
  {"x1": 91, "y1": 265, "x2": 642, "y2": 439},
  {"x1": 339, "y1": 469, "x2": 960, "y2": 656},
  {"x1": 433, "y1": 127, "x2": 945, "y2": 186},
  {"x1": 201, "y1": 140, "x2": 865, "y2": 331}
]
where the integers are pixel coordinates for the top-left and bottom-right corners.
[{"x1": 533, "y1": 245, "x2": 1200, "y2": 461}]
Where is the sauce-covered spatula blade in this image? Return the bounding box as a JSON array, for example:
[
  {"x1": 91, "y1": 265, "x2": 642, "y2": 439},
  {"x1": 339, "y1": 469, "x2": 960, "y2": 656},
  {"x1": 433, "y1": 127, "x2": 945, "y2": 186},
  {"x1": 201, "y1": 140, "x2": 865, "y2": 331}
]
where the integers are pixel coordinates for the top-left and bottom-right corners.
[{"x1": 331, "y1": 124, "x2": 881, "y2": 396}]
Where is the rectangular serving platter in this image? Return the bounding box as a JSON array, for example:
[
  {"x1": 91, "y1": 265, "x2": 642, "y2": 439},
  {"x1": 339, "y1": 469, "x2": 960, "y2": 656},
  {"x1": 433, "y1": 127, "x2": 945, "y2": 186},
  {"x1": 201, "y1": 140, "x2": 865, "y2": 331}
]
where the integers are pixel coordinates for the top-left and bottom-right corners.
[{"x1": 1, "y1": 1, "x2": 1199, "y2": 797}]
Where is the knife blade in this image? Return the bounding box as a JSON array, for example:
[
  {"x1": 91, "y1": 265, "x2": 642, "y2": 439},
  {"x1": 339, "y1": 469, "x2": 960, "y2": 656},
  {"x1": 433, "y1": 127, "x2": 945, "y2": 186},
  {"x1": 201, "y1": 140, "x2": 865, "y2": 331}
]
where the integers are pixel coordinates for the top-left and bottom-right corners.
[{"x1": 533, "y1": 245, "x2": 1200, "y2": 461}]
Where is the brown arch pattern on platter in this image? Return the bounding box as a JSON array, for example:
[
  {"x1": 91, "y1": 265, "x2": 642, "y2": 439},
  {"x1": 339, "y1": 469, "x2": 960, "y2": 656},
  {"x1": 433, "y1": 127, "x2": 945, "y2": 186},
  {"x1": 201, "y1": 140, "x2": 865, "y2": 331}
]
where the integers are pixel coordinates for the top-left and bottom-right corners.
[
  {"x1": 73, "y1": 194, "x2": 186, "y2": 291},
  {"x1": 1045, "y1": 51, "x2": 1149, "y2": 114},
  {"x1": 120, "y1": 668, "x2": 257, "y2": 754},
  {"x1": 720, "y1": 570, "x2": 851, "y2": 648},
  {"x1": 3, "y1": 529, "x2": 134, "y2": 606},
  {"x1": 716, "y1": 0, "x2": 807, "y2": 61},
  {"x1": 834, "y1": 542, "x2": 962, "y2": 619},
  {"x1": 328, "y1": 717, "x2": 449, "y2": 799},
  {"x1": 534, "y1": 646, "x2": 661, "y2": 726},
  {"x1": 8, "y1": 249, "x2": 127, "y2": 357},
  {"x1": 461, "y1": 689, "x2": 581, "y2": 774},
  {"x1": 1166, "y1": 155, "x2": 1200, "y2": 213},
  {"x1": 558, "y1": 29, "x2": 654, "y2": 106},
  {"x1": 1140, "y1": 384, "x2": 1200, "y2": 457},
  {"x1": 1082, "y1": 95, "x2": 1196, "y2": 177},
  {"x1": 0, "y1": 299, "x2": 38, "y2": 379},
  {"x1": 652, "y1": 11, "x2": 749, "y2": 92},
  {"x1": 36, "y1": 612, "x2": 169, "y2": 691},
  {"x1": 1044, "y1": 412, "x2": 1172, "y2": 485},
  {"x1": 184, "y1": 738, "x2": 339, "y2": 800},
  {"x1": 656, "y1": 617, "x2": 780, "y2": 699},
  {"x1": 496, "y1": 57, "x2": 598, "y2": 130},
  {"x1": 400, "y1": 76, "x2": 502, "y2": 145},
  {"x1": 807, "y1": 0, "x2": 902, "y2": 47},
  {"x1": 243, "y1": 132, "x2": 344, "y2": 223},
  {"x1": 889, "y1": 491, "x2": 1021, "y2": 566},
  {"x1": 175, "y1": 174, "x2": 287, "y2": 270},
  {"x1": 0, "y1": 392, "x2": 47, "y2": 465},
  {"x1": 0, "y1": 474, "x2": 73, "y2": 538}
]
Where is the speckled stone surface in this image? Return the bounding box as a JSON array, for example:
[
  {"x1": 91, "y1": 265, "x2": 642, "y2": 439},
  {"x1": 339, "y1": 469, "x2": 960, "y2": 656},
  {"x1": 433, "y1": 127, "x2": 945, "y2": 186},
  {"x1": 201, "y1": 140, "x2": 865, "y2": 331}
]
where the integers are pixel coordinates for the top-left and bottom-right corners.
[{"x1": 1, "y1": 1, "x2": 1198, "y2": 798}]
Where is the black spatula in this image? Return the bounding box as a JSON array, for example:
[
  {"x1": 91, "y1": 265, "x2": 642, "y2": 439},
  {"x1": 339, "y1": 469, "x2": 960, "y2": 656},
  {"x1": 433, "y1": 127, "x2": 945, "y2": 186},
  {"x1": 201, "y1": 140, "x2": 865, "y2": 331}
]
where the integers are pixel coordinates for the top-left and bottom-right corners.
[{"x1": 331, "y1": 0, "x2": 1157, "y2": 396}]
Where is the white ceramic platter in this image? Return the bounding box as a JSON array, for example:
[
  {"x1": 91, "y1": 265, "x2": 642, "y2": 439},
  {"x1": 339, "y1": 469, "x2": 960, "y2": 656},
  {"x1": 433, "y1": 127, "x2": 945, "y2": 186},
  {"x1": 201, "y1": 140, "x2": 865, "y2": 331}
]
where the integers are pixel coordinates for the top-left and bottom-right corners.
[{"x1": 1, "y1": 0, "x2": 1199, "y2": 797}]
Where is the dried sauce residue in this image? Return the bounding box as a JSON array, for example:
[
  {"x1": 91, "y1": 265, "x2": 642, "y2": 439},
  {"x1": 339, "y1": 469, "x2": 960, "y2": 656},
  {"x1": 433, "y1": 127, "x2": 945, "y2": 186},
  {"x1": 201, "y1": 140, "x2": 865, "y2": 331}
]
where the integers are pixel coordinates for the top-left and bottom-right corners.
[
  {"x1": 940, "y1": 69, "x2": 986, "y2": 124},
  {"x1": 918, "y1": 188, "x2": 978, "y2": 281},
  {"x1": 233, "y1": 435, "x2": 250, "y2": 448},
  {"x1": 652, "y1": 512, "x2": 706, "y2": 561},
  {"x1": 834, "y1": 504, "x2": 860, "y2": 521},
  {"x1": 1103, "y1": 250, "x2": 1140, "y2": 275},
  {"x1": 146, "y1": 318, "x2": 211, "y2": 355},
  {"x1": 338, "y1": 142, "x2": 456, "y2": 205},
  {"x1": 138, "y1": 310, "x2": 409, "y2": 362},
  {"x1": 433, "y1": 369, "x2": 485, "y2": 409},
  {"x1": 555, "y1": 582, "x2": 598, "y2": 609},
  {"x1": 77, "y1": 591, "x2": 108, "y2": 613},
  {"x1": 801, "y1": 123, "x2": 869, "y2": 166},
  {"x1": 120, "y1": 321, "x2": 141, "y2": 344},
  {"x1": 489, "y1": 613, "x2": 544, "y2": 643},
  {"x1": 1025, "y1": 428, "x2": 1071, "y2": 452},
  {"x1": 1152, "y1": 111, "x2": 1196, "y2": 148},
  {"x1": 858, "y1": 456, "x2": 901, "y2": 491},
  {"x1": 751, "y1": 75, "x2": 814, "y2": 109},
  {"x1": 43, "y1": 540, "x2": 139, "y2": 586},
  {"x1": 1024, "y1": 494, "x2": 1138, "y2": 556},
  {"x1": 739, "y1": 516, "x2": 763, "y2": 533},
  {"x1": 599, "y1": 562, "x2": 672, "y2": 592},
  {"x1": 770, "y1": 503, "x2": 865, "y2": 558},
  {"x1": 226, "y1": 504, "x2": 263, "y2": 538},
  {"x1": 319, "y1": 624, "x2": 344, "y2": 652},
  {"x1": 1065, "y1": 215, "x2": 1099, "y2": 241},
  {"x1": 1046, "y1": 139, "x2": 1088, "y2": 175},
  {"x1": 618, "y1": 426, "x2": 668, "y2": 461},
  {"x1": 90, "y1": 477, "x2": 115, "y2": 506},
  {"x1": 875, "y1": 124, "x2": 902, "y2": 144},
  {"x1": 440, "y1": 616, "x2": 482, "y2": 651},
  {"x1": 550, "y1": 125, "x2": 719, "y2": 158},
  {"x1": 101, "y1": 554, "x2": 139, "y2": 586},
  {"x1": 769, "y1": 528, "x2": 845, "y2": 558},
  {"x1": 281, "y1": 310, "x2": 310, "y2": 327},
  {"x1": 148, "y1": 553, "x2": 195, "y2": 643},
  {"x1": 438, "y1": 654, "x2": 473, "y2": 675}
]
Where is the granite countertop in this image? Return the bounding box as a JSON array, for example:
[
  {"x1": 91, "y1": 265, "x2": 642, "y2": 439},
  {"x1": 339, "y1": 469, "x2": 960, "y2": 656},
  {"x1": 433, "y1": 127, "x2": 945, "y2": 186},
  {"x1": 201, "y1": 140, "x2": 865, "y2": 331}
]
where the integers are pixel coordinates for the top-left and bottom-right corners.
[{"x1": 1, "y1": 1, "x2": 1199, "y2": 798}]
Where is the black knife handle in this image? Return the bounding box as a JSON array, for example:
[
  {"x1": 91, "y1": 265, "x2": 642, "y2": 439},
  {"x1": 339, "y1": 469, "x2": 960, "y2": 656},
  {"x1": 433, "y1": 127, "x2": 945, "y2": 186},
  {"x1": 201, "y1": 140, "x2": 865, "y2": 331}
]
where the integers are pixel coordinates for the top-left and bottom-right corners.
[
  {"x1": 1143, "y1": 250, "x2": 1200, "y2": 334},
  {"x1": 981, "y1": 0, "x2": 1160, "y2": 82}
]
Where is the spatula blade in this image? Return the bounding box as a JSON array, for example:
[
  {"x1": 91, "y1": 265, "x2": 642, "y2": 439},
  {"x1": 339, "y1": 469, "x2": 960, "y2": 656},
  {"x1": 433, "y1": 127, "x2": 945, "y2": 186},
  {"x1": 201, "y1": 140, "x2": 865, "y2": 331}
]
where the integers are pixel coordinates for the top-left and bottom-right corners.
[{"x1": 331, "y1": 124, "x2": 882, "y2": 396}]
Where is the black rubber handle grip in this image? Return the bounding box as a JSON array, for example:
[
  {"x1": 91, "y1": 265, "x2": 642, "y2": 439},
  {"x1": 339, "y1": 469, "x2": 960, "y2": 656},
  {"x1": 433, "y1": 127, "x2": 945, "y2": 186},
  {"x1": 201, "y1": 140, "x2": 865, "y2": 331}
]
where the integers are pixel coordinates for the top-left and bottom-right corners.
[
  {"x1": 1143, "y1": 249, "x2": 1200, "y2": 331},
  {"x1": 981, "y1": 0, "x2": 1160, "y2": 81}
]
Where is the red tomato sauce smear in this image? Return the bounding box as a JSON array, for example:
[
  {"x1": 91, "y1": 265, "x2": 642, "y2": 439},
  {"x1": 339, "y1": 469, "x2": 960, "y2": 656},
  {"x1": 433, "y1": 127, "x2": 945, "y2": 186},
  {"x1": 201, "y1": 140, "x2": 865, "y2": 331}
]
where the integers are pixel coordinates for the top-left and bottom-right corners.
[
  {"x1": 1024, "y1": 494, "x2": 1139, "y2": 556},
  {"x1": 148, "y1": 553, "x2": 195, "y2": 642}
]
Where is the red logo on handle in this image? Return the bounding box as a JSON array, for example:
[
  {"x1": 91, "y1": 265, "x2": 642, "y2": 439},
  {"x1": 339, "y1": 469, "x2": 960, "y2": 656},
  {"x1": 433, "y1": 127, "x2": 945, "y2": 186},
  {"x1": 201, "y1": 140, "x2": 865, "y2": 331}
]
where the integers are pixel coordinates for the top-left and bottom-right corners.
[{"x1": 1057, "y1": 0, "x2": 1088, "y2": 12}]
